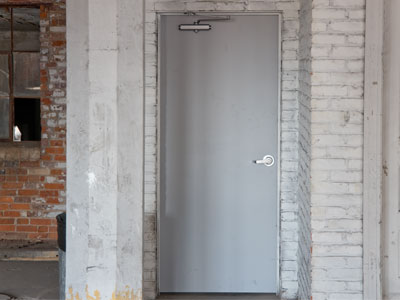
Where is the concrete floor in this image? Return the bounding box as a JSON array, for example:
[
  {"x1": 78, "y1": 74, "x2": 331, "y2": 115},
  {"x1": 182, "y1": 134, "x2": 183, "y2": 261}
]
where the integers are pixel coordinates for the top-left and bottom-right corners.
[
  {"x1": 0, "y1": 261, "x2": 278, "y2": 300},
  {"x1": 158, "y1": 294, "x2": 279, "y2": 300},
  {"x1": 0, "y1": 261, "x2": 58, "y2": 300}
]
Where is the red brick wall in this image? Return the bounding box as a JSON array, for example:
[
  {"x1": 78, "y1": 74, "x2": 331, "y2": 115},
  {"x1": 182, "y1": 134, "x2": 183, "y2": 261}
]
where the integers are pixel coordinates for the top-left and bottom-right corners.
[{"x1": 0, "y1": 0, "x2": 66, "y2": 241}]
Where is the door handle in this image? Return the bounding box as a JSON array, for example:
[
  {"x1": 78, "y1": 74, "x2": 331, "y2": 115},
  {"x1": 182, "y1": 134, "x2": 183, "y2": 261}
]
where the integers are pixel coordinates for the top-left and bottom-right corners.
[{"x1": 254, "y1": 155, "x2": 275, "y2": 167}]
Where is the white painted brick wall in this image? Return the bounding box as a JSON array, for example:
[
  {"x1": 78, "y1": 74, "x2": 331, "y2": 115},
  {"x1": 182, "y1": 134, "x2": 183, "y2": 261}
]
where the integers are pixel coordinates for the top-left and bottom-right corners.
[
  {"x1": 143, "y1": 1, "x2": 301, "y2": 299},
  {"x1": 143, "y1": 1, "x2": 366, "y2": 299},
  {"x1": 309, "y1": 0, "x2": 365, "y2": 300}
]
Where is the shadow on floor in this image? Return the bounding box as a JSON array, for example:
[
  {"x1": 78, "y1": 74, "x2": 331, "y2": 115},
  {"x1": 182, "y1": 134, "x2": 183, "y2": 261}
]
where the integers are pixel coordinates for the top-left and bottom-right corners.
[{"x1": 0, "y1": 261, "x2": 58, "y2": 300}]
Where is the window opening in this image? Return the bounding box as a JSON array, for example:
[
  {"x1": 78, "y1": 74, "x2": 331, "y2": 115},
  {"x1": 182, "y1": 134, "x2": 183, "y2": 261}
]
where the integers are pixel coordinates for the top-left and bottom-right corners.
[{"x1": 0, "y1": 7, "x2": 41, "y2": 142}]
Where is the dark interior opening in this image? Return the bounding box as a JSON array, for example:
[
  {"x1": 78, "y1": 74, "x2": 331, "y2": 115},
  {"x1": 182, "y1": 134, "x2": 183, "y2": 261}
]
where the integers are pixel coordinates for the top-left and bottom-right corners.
[{"x1": 14, "y1": 98, "x2": 41, "y2": 141}]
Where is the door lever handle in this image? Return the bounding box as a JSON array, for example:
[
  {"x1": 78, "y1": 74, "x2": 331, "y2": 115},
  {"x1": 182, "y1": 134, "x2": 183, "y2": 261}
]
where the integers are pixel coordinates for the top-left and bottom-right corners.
[{"x1": 254, "y1": 155, "x2": 275, "y2": 167}]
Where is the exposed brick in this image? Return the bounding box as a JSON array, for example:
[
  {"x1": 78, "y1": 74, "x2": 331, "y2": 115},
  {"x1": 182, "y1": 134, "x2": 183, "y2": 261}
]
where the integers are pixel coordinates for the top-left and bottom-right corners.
[
  {"x1": 28, "y1": 175, "x2": 42, "y2": 182},
  {"x1": 30, "y1": 218, "x2": 52, "y2": 225},
  {"x1": 0, "y1": 225, "x2": 15, "y2": 231},
  {"x1": 41, "y1": 154, "x2": 52, "y2": 161},
  {"x1": 54, "y1": 155, "x2": 66, "y2": 161},
  {"x1": 0, "y1": 219, "x2": 15, "y2": 224},
  {"x1": 0, "y1": 197, "x2": 13, "y2": 203},
  {"x1": 18, "y1": 190, "x2": 39, "y2": 196},
  {"x1": 0, "y1": 190, "x2": 17, "y2": 196},
  {"x1": 50, "y1": 140, "x2": 63, "y2": 146},
  {"x1": 0, "y1": 204, "x2": 9, "y2": 210},
  {"x1": 20, "y1": 161, "x2": 40, "y2": 168},
  {"x1": 46, "y1": 197, "x2": 60, "y2": 204},
  {"x1": 18, "y1": 175, "x2": 28, "y2": 182},
  {"x1": 28, "y1": 233, "x2": 49, "y2": 239},
  {"x1": 38, "y1": 226, "x2": 48, "y2": 232},
  {"x1": 6, "y1": 168, "x2": 27, "y2": 175},
  {"x1": 5, "y1": 175, "x2": 17, "y2": 181},
  {"x1": 3, "y1": 211, "x2": 20, "y2": 218},
  {"x1": 10, "y1": 204, "x2": 30, "y2": 210},
  {"x1": 14, "y1": 197, "x2": 31, "y2": 203},
  {"x1": 17, "y1": 218, "x2": 29, "y2": 225},
  {"x1": 2, "y1": 182, "x2": 24, "y2": 189},
  {"x1": 16, "y1": 225, "x2": 37, "y2": 232},
  {"x1": 45, "y1": 147, "x2": 64, "y2": 154},
  {"x1": 0, "y1": 0, "x2": 66, "y2": 242},
  {"x1": 44, "y1": 183, "x2": 64, "y2": 189},
  {"x1": 41, "y1": 189, "x2": 59, "y2": 197},
  {"x1": 50, "y1": 169, "x2": 64, "y2": 175},
  {"x1": 42, "y1": 98, "x2": 51, "y2": 105},
  {"x1": 28, "y1": 168, "x2": 51, "y2": 176},
  {"x1": 48, "y1": 232, "x2": 57, "y2": 239},
  {"x1": 51, "y1": 40, "x2": 65, "y2": 47}
]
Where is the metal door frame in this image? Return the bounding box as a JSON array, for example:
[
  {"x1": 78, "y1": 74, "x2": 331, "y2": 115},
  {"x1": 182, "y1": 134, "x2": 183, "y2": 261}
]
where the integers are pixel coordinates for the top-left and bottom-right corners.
[{"x1": 156, "y1": 12, "x2": 282, "y2": 295}]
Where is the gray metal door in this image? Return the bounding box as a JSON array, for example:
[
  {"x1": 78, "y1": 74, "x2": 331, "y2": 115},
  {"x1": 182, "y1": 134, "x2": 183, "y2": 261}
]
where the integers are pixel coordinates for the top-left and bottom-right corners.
[{"x1": 160, "y1": 15, "x2": 279, "y2": 293}]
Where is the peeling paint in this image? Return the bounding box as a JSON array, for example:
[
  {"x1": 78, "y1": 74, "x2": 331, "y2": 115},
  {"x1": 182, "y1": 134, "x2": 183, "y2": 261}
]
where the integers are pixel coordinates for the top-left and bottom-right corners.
[
  {"x1": 67, "y1": 286, "x2": 142, "y2": 300},
  {"x1": 67, "y1": 287, "x2": 82, "y2": 300},
  {"x1": 85, "y1": 286, "x2": 100, "y2": 300},
  {"x1": 87, "y1": 172, "x2": 97, "y2": 186},
  {"x1": 73, "y1": 207, "x2": 80, "y2": 217},
  {"x1": 112, "y1": 287, "x2": 142, "y2": 300}
]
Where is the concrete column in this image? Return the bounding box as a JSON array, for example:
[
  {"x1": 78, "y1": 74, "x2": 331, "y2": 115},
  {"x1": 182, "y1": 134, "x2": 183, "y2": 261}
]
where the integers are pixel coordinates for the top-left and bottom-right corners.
[{"x1": 66, "y1": 0, "x2": 144, "y2": 299}]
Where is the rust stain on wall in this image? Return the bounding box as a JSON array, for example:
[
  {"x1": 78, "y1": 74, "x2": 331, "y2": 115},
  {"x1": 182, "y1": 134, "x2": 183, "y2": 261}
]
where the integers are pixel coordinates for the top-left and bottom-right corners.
[{"x1": 67, "y1": 286, "x2": 142, "y2": 300}]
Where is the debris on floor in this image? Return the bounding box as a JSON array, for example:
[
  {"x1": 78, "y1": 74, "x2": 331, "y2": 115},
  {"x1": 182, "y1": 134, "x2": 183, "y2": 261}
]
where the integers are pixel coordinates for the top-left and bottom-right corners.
[{"x1": 0, "y1": 293, "x2": 17, "y2": 300}]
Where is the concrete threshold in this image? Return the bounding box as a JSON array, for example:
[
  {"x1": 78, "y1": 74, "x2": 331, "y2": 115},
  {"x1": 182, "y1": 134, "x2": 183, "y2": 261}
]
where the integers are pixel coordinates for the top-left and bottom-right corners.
[
  {"x1": 0, "y1": 240, "x2": 58, "y2": 261},
  {"x1": 0, "y1": 250, "x2": 58, "y2": 261}
]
